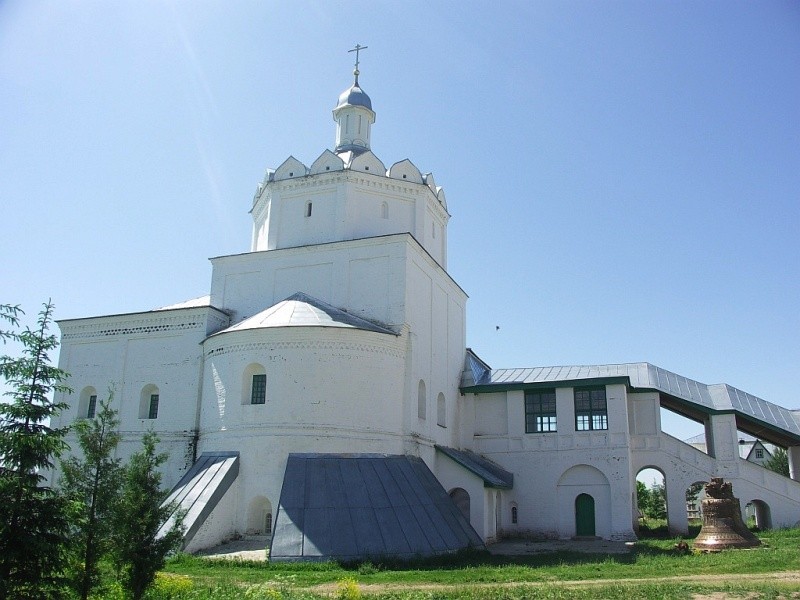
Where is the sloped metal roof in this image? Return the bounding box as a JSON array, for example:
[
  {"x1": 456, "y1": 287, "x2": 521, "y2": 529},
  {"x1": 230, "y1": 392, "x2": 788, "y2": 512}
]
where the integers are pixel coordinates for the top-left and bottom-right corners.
[
  {"x1": 209, "y1": 292, "x2": 396, "y2": 337},
  {"x1": 461, "y1": 361, "x2": 800, "y2": 440},
  {"x1": 269, "y1": 454, "x2": 483, "y2": 562},
  {"x1": 435, "y1": 445, "x2": 513, "y2": 489},
  {"x1": 158, "y1": 452, "x2": 239, "y2": 548}
]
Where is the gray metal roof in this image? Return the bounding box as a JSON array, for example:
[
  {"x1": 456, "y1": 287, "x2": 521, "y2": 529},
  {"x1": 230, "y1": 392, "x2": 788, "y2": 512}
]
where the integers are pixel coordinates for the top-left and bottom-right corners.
[
  {"x1": 158, "y1": 452, "x2": 239, "y2": 548},
  {"x1": 269, "y1": 453, "x2": 483, "y2": 562},
  {"x1": 435, "y1": 445, "x2": 513, "y2": 489},
  {"x1": 461, "y1": 361, "x2": 800, "y2": 440},
  {"x1": 209, "y1": 292, "x2": 396, "y2": 337}
]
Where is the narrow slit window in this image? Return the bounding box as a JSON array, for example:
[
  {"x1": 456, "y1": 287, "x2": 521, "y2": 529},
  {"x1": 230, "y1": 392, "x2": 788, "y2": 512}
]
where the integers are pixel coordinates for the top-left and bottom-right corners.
[
  {"x1": 306, "y1": 202, "x2": 312, "y2": 217},
  {"x1": 87, "y1": 394, "x2": 97, "y2": 419},
  {"x1": 251, "y1": 374, "x2": 266, "y2": 405},
  {"x1": 148, "y1": 394, "x2": 159, "y2": 419}
]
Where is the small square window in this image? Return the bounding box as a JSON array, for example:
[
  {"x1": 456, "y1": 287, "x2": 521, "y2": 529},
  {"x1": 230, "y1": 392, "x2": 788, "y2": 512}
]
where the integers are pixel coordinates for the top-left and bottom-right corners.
[{"x1": 755, "y1": 448, "x2": 764, "y2": 459}]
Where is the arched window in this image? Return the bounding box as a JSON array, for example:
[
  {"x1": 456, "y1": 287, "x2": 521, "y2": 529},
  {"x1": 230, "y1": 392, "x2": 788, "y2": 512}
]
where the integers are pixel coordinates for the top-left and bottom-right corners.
[
  {"x1": 139, "y1": 384, "x2": 160, "y2": 419},
  {"x1": 243, "y1": 363, "x2": 267, "y2": 405},
  {"x1": 381, "y1": 202, "x2": 389, "y2": 219},
  {"x1": 437, "y1": 392, "x2": 446, "y2": 427},
  {"x1": 77, "y1": 386, "x2": 98, "y2": 419},
  {"x1": 511, "y1": 503, "x2": 518, "y2": 524},
  {"x1": 417, "y1": 380, "x2": 426, "y2": 420},
  {"x1": 305, "y1": 201, "x2": 313, "y2": 217}
]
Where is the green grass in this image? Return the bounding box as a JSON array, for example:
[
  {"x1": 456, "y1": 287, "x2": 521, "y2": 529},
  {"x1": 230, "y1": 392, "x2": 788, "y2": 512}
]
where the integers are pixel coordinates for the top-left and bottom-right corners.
[{"x1": 155, "y1": 528, "x2": 800, "y2": 599}]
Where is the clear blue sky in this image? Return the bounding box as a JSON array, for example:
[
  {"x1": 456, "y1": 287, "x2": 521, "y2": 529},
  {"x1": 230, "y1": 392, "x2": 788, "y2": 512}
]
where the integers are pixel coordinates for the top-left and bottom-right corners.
[{"x1": 1, "y1": 2, "x2": 798, "y2": 440}]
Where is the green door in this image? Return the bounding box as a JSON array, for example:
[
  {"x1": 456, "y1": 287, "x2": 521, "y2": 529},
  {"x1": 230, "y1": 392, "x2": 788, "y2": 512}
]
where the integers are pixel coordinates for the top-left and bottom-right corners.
[{"x1": 575, "y1": 493, "x2": 595, "y2": 536}]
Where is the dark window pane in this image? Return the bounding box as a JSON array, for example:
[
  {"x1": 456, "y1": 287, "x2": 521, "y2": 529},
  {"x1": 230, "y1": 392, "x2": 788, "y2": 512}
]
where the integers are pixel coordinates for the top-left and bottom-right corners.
[
  {"x1": 87, "y1": 395, "x2": 97, "y2": 419},
  {"x1": 149, "y1": 394, "x2": 159, "y2": 419},
  {"x1": 251, "y1": 374, "x2": 266, "y2": 404}
]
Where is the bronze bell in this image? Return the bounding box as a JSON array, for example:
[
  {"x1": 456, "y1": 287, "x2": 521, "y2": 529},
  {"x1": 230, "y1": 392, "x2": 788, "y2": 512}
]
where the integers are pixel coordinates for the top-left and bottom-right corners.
[{"x1": 693, "y1": 478, "x2": 760, "y2": 551}]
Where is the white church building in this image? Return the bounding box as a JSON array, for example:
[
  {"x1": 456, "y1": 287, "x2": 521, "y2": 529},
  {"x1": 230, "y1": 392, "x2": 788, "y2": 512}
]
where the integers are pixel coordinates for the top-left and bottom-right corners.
[{"x1": 51, "y1": 63, "x2": 800, "y2": 560}]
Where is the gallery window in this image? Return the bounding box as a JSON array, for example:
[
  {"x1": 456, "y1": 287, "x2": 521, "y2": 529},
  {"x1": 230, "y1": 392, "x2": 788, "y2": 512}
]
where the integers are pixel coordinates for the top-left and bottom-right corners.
[
  {"x1": 525, "y1": 389, "x2": 557, "y2": 433},
  {"x1": 148, "y1": 394, "x2": 160, "y2": 419},
  {"x1": 87, "y1": 394, "x2": 98, "y2": 419},
  {"x1": 574, "y1": 387, "x2": 607, "y2": 431},
  {"x1": 251, "y1": 374, "x2": 266, "y2": 405}
]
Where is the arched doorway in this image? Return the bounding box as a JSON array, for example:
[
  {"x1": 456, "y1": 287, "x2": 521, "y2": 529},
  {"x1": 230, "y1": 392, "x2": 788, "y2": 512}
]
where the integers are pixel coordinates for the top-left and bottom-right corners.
[
  {"x1": 556, "y1": 464, "x2": 611, "y2": 538},
  {"x1": 745, "y1": 500, "x2": 771, "y2": 530},
  {"x1": 575, "y1": 493, "x2": 595, "y2": 537},
  {"x1": 246, "y1": 496, "x2": 273, "y2": 536},
  {"x1": 449, "y1": 488, "x2": 470, "y2": 522}
]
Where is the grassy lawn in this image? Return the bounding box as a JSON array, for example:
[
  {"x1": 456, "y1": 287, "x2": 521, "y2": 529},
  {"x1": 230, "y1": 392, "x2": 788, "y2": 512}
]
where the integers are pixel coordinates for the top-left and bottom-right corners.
[{"x1": 154, "y1": 528, "x2": 800, "y2": 599}]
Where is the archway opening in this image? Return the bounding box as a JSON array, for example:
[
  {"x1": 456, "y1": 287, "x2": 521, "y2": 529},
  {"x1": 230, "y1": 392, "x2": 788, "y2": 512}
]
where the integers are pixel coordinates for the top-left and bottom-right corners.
[
  {"x1": 685, "y1": 480, "x2": 707, "y2": 533},
  {"x1": 449, "y1": 488, "x2": 470, "y2": 522},
  {"x1": 745, "y1": 499, "x2": 771, "y2": 531},
  {"x1": 636, "y1": 467, "x2": 668, "y2": 537}
]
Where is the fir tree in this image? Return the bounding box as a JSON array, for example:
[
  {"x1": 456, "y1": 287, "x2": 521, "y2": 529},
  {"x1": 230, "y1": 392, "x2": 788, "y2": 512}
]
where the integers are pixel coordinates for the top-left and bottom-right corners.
[
  {"x1": 0, "y1": 301, "x2": 71, "y2": 599},
  {"x1": 0, "y1": 304, "x2": 22, "y2": 344},
  {"x1": 113, "y1": 431, "x2": 183, "y2": 600},
  {"x1": 60, "y1": 394, "x2": 123, "y2": 600},
  {"x1": 764, "y1": 447, "x2": 790, "y2": 477}
]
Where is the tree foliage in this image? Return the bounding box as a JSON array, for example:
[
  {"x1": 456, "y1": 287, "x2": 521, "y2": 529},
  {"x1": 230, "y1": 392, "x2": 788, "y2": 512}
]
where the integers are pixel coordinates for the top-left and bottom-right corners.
[
  {"x1": 637, "y1": 479, "x2": 667, "y2": 520},
  {"x1": 0, "y1": 301, "x2": 71, "y2": 599},
  {"x1": 0, "y1": 304, "x2": 22, "y2": 344},
  {"x1": 61, "y1": 393, "x2": 124, "y2": 600},
  {"x1": 113, "y1": 431, "x2": 183, "y2": 600},
  {"x1": 764, "y1": 447, "x2": 790, "y2": 477},
  {"x1": 686, "y1": 481, "x2": 705, "y2": 503}
]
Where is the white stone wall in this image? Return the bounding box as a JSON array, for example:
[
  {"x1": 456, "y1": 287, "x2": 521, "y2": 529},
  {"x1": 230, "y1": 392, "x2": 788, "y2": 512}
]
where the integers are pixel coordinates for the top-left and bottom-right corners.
[
  {"x1": 467, "y1": 380, "x2": 800, "y2": 540},
  {"x1": 53, "y1": 307, "x2": 229, "y2": 490},
  {"x1": 198, "y1": 324, "x2": 407, "y2": 536},
  {"x1": 470, "y1": 383, "x2": 636, "y2": 541},
  {"x1": 251, "y1": 170, "x2": 448, "y2": 267}
]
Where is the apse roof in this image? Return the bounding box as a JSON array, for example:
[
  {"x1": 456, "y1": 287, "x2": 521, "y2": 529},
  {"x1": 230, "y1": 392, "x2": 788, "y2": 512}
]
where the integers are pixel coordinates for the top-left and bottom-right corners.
[
  {"x1": 461, "y1": 360, "x2": 800, "y2": 441},
  {"x1": 209, "y1": 292, "x2": 396, "y2": 337},
  {"x1": 269, "y1": 453, "x2": 483, "y2": 562}
]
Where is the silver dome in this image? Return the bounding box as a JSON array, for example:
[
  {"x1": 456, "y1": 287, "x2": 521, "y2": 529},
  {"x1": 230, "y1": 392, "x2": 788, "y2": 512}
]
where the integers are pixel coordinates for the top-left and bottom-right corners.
[{"x1": 336, "y1": 84, "x2": 372, "y2": 111}]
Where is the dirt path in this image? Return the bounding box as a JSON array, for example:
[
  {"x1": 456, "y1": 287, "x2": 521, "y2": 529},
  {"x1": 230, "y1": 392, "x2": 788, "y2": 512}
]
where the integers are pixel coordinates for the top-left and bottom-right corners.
[{"x1": 308, "y1": 571, "x2": 800, "y2": 595}]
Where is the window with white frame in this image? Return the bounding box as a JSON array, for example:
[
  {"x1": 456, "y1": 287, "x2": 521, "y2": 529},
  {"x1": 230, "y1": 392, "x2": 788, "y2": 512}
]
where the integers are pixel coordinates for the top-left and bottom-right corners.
[
  {"x1": 574, "y1": 387, "x2": 607, "y2": 431},
  {"x1": 525, "y1": 389, "x2": 557, "y2": 433}
]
